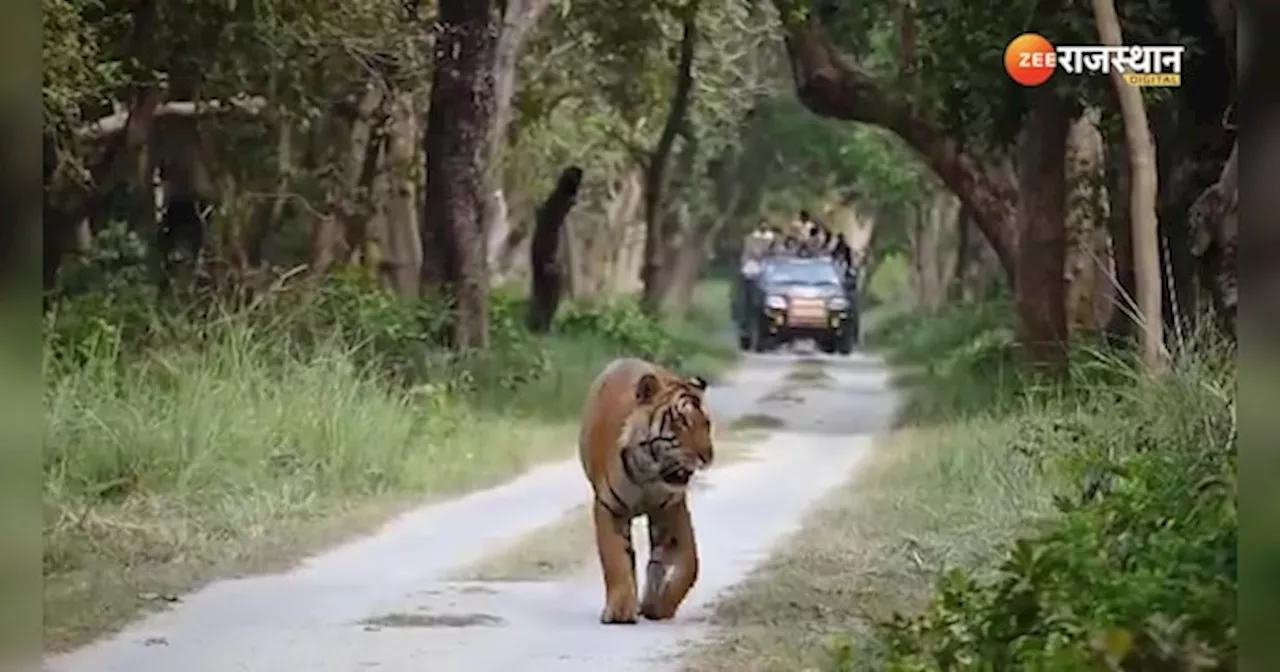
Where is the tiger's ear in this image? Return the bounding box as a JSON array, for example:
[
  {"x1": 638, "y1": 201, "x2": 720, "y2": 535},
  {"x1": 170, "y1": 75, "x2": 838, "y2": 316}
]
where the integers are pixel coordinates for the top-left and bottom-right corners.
[
  {"x1": 635, "y1": 373, "x2": 661, "y2": 404},
  {"x1": 687, "y1": 376, "x2": 708, "y2": 392}
]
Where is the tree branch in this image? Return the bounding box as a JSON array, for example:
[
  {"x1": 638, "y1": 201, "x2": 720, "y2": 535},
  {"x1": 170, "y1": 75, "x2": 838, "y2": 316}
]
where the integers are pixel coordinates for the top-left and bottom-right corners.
[
  {"x1": 75, "y1": 96, "x2": 269, "y2": 142},
  {"x1": 641, "y1": 0, "x2": 702, "y2": 312},
  {"x1": 770, "y1": 1, "x2": 1018, "y2": 283}
]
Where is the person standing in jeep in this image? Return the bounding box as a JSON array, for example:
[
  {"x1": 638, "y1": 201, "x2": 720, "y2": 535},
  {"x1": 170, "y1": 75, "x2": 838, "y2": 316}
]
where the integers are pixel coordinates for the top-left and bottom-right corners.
[
  {"x1": 790, "y1": 209, "x2": 829, "y2": 257},
  {"x1": 831, "y1": 232, "x2": 853, "y2": 272},
  {"x1": 734, "y1": 223, "x2": 775, "y2": 328}
]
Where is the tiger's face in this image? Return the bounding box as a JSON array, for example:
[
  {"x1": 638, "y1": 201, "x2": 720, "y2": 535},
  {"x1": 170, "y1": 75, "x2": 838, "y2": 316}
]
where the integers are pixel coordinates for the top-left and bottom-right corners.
[{"x1": 621, "y1": 373, "x2": 714, "y2": 493}]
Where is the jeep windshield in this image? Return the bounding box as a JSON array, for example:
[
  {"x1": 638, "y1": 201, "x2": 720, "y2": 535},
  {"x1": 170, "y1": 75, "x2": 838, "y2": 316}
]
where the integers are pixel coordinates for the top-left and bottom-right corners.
[{"x1": 763, "y1": 260, "x2": 841, "y2": 286}]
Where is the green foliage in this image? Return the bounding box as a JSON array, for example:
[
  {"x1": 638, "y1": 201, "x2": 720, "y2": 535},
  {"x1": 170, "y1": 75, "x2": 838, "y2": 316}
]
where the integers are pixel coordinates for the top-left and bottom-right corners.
[
  {"x1": 865, "y1": 300, "x2": 1022, "y2": 422},
  {"x1": 716, "y1": 95, "x2": 935, "y2": 267},
  {"x1": 553, "y1": 299, "x2": 687, "y2": 369},
  {"x1": 813, "y1": 0, "x2": 1197, "y2": 152},
  {"x1": 740, "y1": 98, "x2": 932, "y2": 215},
  {"x1": 854, "y1": 304, "x2": 1237, "y2": 671},
  {"x1": 875, "y1": 406, "x2": 1235, "y2": 669},
  {"x1": 44, "y1": 272, "x2": 695, "y2": 408},
  {"x1": 863, "y1": 252, "x2": 911, "y2": 306},
  {"x1": 42, "y1": 0, "x2": 123, "y2": 134}
]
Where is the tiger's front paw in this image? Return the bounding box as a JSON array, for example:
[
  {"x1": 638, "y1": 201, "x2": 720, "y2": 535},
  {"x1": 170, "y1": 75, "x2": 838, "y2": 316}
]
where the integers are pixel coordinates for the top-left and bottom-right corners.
[{"x1": 600, "y1": 591, "x2": 639, "y2": 624}]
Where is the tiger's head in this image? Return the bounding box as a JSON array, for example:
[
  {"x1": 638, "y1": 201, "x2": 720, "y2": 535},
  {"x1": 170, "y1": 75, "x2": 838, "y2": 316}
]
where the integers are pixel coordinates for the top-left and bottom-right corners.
[{"x1": 619, "y1": 372, "x2": 714, "y2": 493}]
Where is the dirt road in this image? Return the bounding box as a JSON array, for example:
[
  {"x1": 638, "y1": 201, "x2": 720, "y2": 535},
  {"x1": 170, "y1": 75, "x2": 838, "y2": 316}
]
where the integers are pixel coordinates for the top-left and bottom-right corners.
[{"x1": 47, "y1": 351, "x2": 897, "y2": 672}]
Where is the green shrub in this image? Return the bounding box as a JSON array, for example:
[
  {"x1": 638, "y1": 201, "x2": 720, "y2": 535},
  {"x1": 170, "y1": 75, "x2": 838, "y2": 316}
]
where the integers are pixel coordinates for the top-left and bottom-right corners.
[
  {"x1": 856, "y1": 304, "x2": 1237, "y2": 671},
  {"x1": 865, "y1": 300, "x2": 1023, "y2": 423},
  {"x1": 553, "y1": 298, "x2": 686, "y2": 368},
  {"x1": 45, "y1": 272, "x2": 552, "y2": 393}
]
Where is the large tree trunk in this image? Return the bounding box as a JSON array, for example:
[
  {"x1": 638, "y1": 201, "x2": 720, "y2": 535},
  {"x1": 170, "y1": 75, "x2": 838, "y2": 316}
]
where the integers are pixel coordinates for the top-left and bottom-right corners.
[
  {"x1": 1015, "y1": 93, "x2": 1071, "y2": 376},
  {"x1": 1063, "y1": 107, "x2": 1115, "y2": 337},
  {"x1": 605, "y1": 168, "x2": 647, "y2": 297},
  {"x1": 650, "y1": 122, "x2": 707, "y2": 313},
  {"x1": 421, "y1": 0, "x2": 500, "y2": 349},
  {"x1": 309, "y1": 82, "x2": 385, "y2": 275},
  {"x1": 640, "y1": 0, "x2": 701, "y2": 315},
  {"x1": 910, "y1": 190, "x2": 960, "y2": 313},
  {"x1": 485, "y1": 0, "x2": 554, "y2": 274},
  {"x1": 773, "y1": 9, "x2": 1017, "y2": 288},
  {"x1": 1092, "y1": 0, "x2": 1166, "y2": 372},
  {"x1": 381, "y1": 92, "x2": 423, "y2": 298},
  {"x1": 958, "y1": 206, "x2": 1003, "y2": 300},
  {"x1": 661, "y1": 238, "x2": 705, "y2": 315},
  {"x1": 527, "y1": 166, "x2": 583, "y2": 332}
]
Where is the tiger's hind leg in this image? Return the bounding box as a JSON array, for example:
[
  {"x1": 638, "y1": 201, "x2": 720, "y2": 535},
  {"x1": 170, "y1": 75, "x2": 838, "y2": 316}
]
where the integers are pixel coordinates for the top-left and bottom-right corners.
[
  {"x1": 592, "y1": 500, "x2": 639, "y2": 624},
  {"x1": 640, "y1": 499, "x2": 698, "y2": 621}
]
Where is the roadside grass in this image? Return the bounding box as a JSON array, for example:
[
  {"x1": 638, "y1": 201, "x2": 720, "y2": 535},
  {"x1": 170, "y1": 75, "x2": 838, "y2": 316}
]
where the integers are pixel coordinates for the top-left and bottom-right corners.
[
  {"x1": 42, "y1": 277, "x2": 737, "y2": 651},
  {"x1": 684, "y1": 300, "x2": 1236, "y2": 671},
  {"x1": 683, "y1": 422, "x2": 1059, "y2": 672},
  {"x1": 42, "y1": 325, "x2": 587, "y2": 651}
]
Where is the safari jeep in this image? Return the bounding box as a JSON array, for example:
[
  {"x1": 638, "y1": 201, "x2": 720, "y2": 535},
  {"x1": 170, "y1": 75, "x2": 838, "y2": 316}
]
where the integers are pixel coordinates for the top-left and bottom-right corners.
[{"x1": 737, "y1": 256, "x2": 858, "y2": 355}]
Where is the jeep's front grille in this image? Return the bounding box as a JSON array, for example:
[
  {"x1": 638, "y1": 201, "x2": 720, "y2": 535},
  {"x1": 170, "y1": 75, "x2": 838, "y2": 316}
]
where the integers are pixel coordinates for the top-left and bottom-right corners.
[{"x1": 786, "y1": 298, "x2": 827, "y2": 326}]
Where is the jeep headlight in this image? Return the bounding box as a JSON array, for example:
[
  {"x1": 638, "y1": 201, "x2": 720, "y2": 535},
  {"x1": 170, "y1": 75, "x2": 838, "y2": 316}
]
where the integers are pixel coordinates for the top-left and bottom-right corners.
[
  {"x1": 765, "y1": 295, "x2": 787, "y2": 310},
  {"x1": 828, "y1": 296, "x2": 849, "y2": 310}
]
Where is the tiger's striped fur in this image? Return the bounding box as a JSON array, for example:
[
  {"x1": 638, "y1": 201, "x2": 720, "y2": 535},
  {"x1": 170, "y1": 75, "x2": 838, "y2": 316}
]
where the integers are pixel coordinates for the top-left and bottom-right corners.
[{"x1": 578, "y1": 357, "x2": 714, "y2": 624}]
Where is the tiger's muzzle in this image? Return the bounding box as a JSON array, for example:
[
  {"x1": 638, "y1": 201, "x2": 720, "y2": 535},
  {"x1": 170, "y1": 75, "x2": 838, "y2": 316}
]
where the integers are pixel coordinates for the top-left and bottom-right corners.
[{"x1": 661, "y1": 464, "x2": 694, "y2": 486}]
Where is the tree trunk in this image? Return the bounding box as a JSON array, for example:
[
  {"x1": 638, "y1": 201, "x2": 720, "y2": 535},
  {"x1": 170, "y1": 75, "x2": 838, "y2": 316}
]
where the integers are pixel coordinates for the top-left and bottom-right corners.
[
  {"x1": 421, "y1": 0, "x2": 500, "y2": 349},
  {"x1": 382, "y1": 92, "x2": 423, "y2": 298},
  {"x1": 346, "y1": 100, "x2": 390, "y2": 273},
  {"x1": 661, "y1": 238, "x2": 705, "y2": 315},
  {"x1": 773, "y1": 10, "x2": 1018, "y2": 288},
  {"x1": 1104, "y1": 145, "x2": 1136, "y2": 344},
  {"x1": 601, "y1": 167, "x2": 647, "y2": 297},
  {"x1": 640, "y1": 0, "x2": 701, "y2": 315},
  {"x1": 960, "y1": 207, "x2": 1003, "y2": 300},
  {"x1": 310, "y1": 82, "x2": 385, "y2": 275},
  {"x1": 649, "y1": 205, "x2": 692, "y2": 312},
  {"x1": 485, "y1": 0, "x2": 554, "y2": 275},
  {"x1": 1184, "y1": 0, "x2": 1237, "y2": 338},
  {"x1": 1187, "y1": 142, "x2": 1237, "y2": 336},
  {"x1": 911, "y1": 190, "x2": 959, "y2": 313},
  {"x1": 1016, "y1": 92, "x2": 1071, "y2": 376},
  {"x1": 527, "y1": 166, "x2": 584, "y2": 332},
  {"x1": 949, "y1": 202, "x2": 970, "y2": 300},
  {"x1": 239, "y1": 115, "x2": 293, "y2": 279},
  {"x1": 1063, "y1": 107, "x2": 1114, "y2": 337},
  {"x1": 1092, "y1": 0, "x2": 1166, "y2": 372},
  {"x1": 154, "y1": 122, "x2": 211, "y2": 295},
  {"x1": 907, "y1": 205, "x2": 927, "y2": 310}
]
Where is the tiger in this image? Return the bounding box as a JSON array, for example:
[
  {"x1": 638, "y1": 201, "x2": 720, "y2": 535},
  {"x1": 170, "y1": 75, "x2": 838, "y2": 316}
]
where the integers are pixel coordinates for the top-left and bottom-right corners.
[{"x1": 577, "y1": 357, "x2": 715, "y2": 624}]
